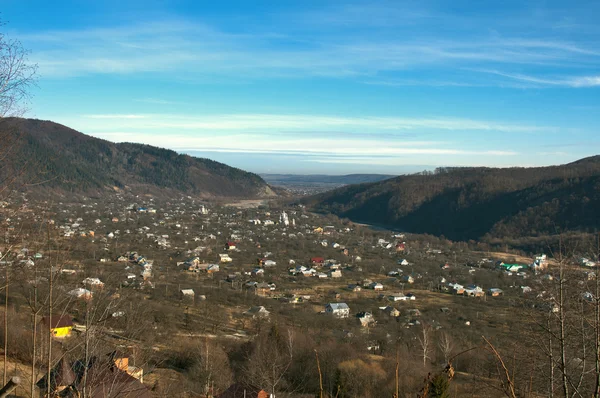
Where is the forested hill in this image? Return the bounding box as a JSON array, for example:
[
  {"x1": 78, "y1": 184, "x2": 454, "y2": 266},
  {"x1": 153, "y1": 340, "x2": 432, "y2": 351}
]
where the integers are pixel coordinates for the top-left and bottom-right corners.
[
  {"x1": 0, "y1": 117, "x2": 273, "y2": 198},
  {"x1": 303, "y1": 158, "x2": 600, "y2": 241}
]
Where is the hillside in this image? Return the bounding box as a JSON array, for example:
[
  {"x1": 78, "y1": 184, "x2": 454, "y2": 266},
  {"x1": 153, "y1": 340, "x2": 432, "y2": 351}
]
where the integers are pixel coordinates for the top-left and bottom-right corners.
[
  {"x1": 0, "y1": 118, "x2": 274, "y2": 198},
  {"x1": 303, "y1": 158, "x2": 600, "y2": 241}
]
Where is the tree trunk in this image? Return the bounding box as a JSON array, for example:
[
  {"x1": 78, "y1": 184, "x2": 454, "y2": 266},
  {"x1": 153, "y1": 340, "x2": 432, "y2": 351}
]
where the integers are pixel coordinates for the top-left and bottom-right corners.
[
  {"x1": 559, "y1": 254, "x2": 569, "y2": 398},
  {"x1": 3, "y1": 266, "x2": 8, "y2": 386}
]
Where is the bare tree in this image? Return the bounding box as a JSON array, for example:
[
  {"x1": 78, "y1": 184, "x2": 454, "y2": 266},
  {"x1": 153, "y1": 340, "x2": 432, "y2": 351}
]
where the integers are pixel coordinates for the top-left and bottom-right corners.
[
  {"x1": 418, "y1": 323, "x2": 432, "y2": 368},
  {"x1": 438, "y1": 332, "x2": 454, "y2": 364},
  {"x1": 244, "y1": 325, "x2": 294, "y2": 396},
  {"x1": 0, "y1": 27, "x2": 37, "y2": 381},
  {"x1": 0, "y1": 20, "x2": 37, "y2": 118}
]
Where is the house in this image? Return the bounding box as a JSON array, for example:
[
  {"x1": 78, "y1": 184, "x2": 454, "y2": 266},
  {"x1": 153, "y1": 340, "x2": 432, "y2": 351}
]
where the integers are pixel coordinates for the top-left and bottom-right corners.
[
  {"x1": 61, "y1": 269, "x2": 77, "y2": 275},
  {"x1": 36, "y1": 354, "x2": 151, "y2": 398},
  {"x1": 356, "y1": 311, "x2": 375, "y2": 327},
  {"x1": 68, "y1": 288, "x2": 93, "y2": 300},
  {"x1": 396, "y1": 242, "x2": 406, "y2": 252},
  {"x1": 388, "y1": 293, "x2": 408, "y2": 302},
  {"x1": 311, "y1": 257, "x2": 325, "y2": 265},
  {"x1": 370, "y1": 282, "x2": 384, "y2": 291},
  {"x1": 255, "y1": 282, "x2": 271, "y2": 296},
  {"x1": 225, "y1": 241, "x2": 237, "y2": 250},
  {"x1": 219, "y1": 254, "x2": 233, "y2": 263},
  {"x1": 381, "y1": 306, "x2": 400, "y2": 317},
  {"x1": 180, "y1": 289, "x2": 195, "y2": 300},
  {"x1": 397, "y1": 259, "x2": 409, "y2": 266},
  {"x1": 499, "y1": 263, "x2": 524, "y2": 272},
  {"x1": 263, "y1": 259, "x2": 277, "y2": 267},
  {"x1": 366, "y1": 341, "x2": 381, "y2": 352},
  {"x1": 401, "y1": 275, "x2": 415, "y2": 284},
  {"x1": 245, "y1": 306, "x2": 270, "y2": 318},
  {"x1": 449, "y1": 283, "x2": 465, "y2": 295},
  {"x1": 42, "y1": 315, "x2": 74, "y2": 338},
  {"x1": 488, "y1": 288, "x2": 504, "y2": 297},
  {"x1": 580, "y1": 258, "x2": 597, "y2": 267},
  {"x1": 325, "y1": 303, "x2": 350, "y2": 318},
  {"x1": 329, "y1": 270, "x2": 342, "y2": 278},
  {"x1": 464, "y1": 285, "x2": 484, "y2": 297},
  {"x1": 348, "y1": 284, "x2": 362, "y2": 292},
  {"x1": 108, "y1": 351, "x2": 144, "y2": 382},
  {"x1": 83, "y1": 278, "x2": 105, "y2": 289},
  {"x1": 217, "y1": 383, "x2": 269, "y2": 398},
  {"x1": 531, "y1": 254, "x2": 548, "y2": 270}
]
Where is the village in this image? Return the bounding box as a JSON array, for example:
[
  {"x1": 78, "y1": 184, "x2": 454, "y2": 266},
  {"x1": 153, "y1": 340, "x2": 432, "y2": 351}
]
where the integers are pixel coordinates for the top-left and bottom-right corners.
[{"x1": 0, "y1": 191, "x2": 598, "y2": 397}]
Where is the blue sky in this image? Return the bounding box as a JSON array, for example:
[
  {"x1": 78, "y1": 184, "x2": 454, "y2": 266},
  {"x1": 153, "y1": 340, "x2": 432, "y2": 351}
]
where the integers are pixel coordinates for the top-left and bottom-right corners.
[{"x1": 3, "y1": 0, "x2": 600, "y2": 174}]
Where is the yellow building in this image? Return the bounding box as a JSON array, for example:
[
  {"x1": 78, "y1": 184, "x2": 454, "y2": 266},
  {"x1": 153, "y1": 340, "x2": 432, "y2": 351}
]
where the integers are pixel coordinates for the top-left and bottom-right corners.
[{"x1": 42, "y1": 315, "x2": 74, "y2": 338}]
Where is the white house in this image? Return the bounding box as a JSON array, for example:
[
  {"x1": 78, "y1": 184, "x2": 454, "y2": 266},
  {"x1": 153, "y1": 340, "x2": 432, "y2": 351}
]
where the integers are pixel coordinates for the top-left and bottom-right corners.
[
  {"x1": 180, "y1": 289, "x2": 195, "y2": 298},
  {"x1": 245, "y1": 306, "x2": 270, "y2": 318},
  {"x1": 388, "y1": 293, "x2": 408, "y2": 302},
  {"x1": 464, "y1": 285, "x2": 484, "y2": 297},
  {"x1": 325, "y1": 303, "x2": 350, "y2": 318},
  {"x1": 82, "y1": 277, "x2": 104, "y2": 288},
  {"x1": 219, "y1": 254, "x2": 232, "y2": 263},
  {"x1": 329, "y1": 270, "x2": 342, "y2": 278},
  {"x1": 356, "y1": 312, "x2": 375, "y2": 327}
]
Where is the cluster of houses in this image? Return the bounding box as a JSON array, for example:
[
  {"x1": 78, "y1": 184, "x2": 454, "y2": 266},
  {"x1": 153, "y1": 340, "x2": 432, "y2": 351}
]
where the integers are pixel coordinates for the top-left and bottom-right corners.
[
  {"x1": 288, "y1": 257, "x2": 343, "y2": 278},
  {"x1": 180, "y1": 256, "x2": 220, "y2": 273},
  {"x1": 118, "y1": 251, "x2": 154, "y2": 280}
]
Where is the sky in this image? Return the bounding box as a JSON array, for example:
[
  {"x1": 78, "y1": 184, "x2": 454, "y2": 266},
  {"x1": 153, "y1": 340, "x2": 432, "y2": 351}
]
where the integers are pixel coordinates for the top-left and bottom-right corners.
[{"x1": 2, "y1": 0, "x2": 600, "y2": 175}]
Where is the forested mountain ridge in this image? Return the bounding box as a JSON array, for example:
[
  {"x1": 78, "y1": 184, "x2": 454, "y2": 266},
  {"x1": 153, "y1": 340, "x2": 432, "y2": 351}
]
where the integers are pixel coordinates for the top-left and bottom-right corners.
[
  {"x1": 303, "y1": 158, "x2": 600, "y2": 241},
  {"x1": 0, "y1": 117, "x2": 273, "y2": 198}
]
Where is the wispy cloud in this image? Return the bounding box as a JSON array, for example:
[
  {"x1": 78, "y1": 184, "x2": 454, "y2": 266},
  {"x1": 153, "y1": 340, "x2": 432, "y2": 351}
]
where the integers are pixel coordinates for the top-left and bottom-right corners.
[
  {"x1": 88, "y1": 130, "x2": 518, "y2": 161},
  {"x1": 77, "y1": 113, "x2": 557, "y2": 134},
  {"x1": 85, "y1": 114, "x2": 146, "y2": 119},
  {"x1": 473, "y1": 69, "x2": 600, "y2": 87},
  {"x1": 22, "y1": 16, "x2": 600, "y2": 87}
]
